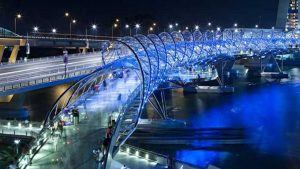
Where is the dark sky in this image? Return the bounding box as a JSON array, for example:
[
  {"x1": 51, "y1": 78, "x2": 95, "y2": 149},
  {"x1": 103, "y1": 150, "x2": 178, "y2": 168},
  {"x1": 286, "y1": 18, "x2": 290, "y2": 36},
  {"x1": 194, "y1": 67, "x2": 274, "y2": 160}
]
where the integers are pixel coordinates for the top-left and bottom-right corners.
[{"x1": 0, "y1": 0, "x2": 279, "y2": 35}]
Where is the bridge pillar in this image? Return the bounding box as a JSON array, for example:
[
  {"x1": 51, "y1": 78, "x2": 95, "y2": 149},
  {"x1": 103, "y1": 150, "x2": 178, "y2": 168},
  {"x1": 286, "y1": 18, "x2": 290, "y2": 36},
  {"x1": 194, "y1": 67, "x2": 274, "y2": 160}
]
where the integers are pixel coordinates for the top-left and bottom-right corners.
[
  {"x1": 8, "y1": 45, "x2": 20, "y2": 63},
  {"x1": 0, "y1": 45, "x2": 5, "y2": 62}
]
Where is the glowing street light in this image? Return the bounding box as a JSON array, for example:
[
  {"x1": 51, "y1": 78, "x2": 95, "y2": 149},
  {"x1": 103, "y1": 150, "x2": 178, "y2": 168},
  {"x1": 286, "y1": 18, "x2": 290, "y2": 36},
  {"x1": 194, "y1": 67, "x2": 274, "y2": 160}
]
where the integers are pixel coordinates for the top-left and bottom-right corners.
[
  {"x1": 33, "y1": 26, "x2": 39, "y2": 32},
  {"x1": 52, "y1": 28, "x2": 57, "y2": 33},
  {"x1": 92, "y1": 24, "x2": 97, "y2": 30},
  {"x1": 234, "y1": 23, "x2": 238, "y2": 27},
  {"x1": 69, "y1": 19, "x2": 76, "y2": 35},
  {"x1": 195, "y1": 25, "x2": 199, "y2": 30},
  {"x1": 208, "y1": 22, "x2": 212, "y2": 26},
  {"x1": 135, "y1": 24, "x2": 140, "y2": 34},
  {"x1": 14, "y1": 139, "x2": 21, "y2": 154},
  {"x1": 125, "y1": 24, "x2": 131, "y2": 36},
  {"x1": 169, "y1": 24, "x2": 173, "y2": 29},
  {"x1": 111, "y1": 22, "x2": 119, "y2": 40},
  {"x1": 217, "y1": 27, "x2": 221, "y2": 31},
  {"x1": 65, "y1": 12, "x2": 69, "y2": 17},
  {"x1": 255, "y1": 24, "x2": 259, "y2": 28},
  {"x1": 14, "y1": 13, "x2": 22, "y2": 33},
  {"x1": 185, "y1": 27, "x2": 189, "y2": 30},
  {"x1": 153, "y1": 23, "x2": 157, "y2": 26},
  {"x1": 148, "y1": 27, "x2": 154, "y2": 34},
  {"x1": 175, "y1": 23, "x2": 179, "y2": 27}
]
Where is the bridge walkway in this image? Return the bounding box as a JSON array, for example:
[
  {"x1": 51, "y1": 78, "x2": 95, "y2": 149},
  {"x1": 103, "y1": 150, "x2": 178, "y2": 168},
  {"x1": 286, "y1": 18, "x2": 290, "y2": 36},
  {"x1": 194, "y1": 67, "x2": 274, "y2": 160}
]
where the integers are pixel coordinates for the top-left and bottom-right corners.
[{"x1": 24, "y1": 70, "x2": 156, "y2": 169}]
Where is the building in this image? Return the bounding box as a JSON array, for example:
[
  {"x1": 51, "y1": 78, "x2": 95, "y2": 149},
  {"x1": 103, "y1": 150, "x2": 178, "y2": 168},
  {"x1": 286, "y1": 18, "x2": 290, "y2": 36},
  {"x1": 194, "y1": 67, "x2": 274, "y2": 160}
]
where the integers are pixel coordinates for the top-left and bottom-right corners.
[{"x1": 276, "y1": 0, "x2": 300, "y2": 30}]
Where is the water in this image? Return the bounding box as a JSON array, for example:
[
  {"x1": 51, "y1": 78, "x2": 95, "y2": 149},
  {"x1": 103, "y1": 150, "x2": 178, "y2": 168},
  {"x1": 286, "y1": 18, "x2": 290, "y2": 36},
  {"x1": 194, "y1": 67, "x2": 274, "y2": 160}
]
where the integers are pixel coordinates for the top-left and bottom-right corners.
[{"x1": 143, "y1": 67, "x2": 300, "y2": 169}]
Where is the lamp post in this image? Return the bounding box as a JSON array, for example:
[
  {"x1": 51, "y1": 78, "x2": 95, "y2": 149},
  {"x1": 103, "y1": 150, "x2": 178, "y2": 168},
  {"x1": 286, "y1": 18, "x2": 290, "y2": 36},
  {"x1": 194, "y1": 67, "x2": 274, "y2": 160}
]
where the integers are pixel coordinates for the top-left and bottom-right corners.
[
  {"x1": 135, "y1": 24, "x2": 140, "y2": 35},
  {"x1": 33, "y1": 26, "x2": 39, "y2": 37},
  {"x1": 14, "y1": 139, "x2": 20, "y2": 155},
  {"x1": 148, "y1": 27, "x2": 153, "y2": 34},
  {"x1": 91, "y1": 24, "x2": 97, "y2": 36},
  {"x1": 169, "y1": 24, "x2": 173, "y2": 31},
  {"x1": 112, "y1": 23, "x2": 118, "y2": 40},
  {"x1": 14, "y1": 14, "x2": 22, "y2": 33},
  {"x1": 70, "y1": 19, "x2": 76, "y2": 36},
  {"x1": 125, "y1": 24, "x2": 131, "y2": 36}
]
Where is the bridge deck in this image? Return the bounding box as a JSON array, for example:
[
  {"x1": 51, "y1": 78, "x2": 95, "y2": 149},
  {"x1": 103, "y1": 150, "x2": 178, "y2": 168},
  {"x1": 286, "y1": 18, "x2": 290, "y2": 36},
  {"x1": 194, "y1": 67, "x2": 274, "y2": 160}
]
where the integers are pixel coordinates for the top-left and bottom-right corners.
[
  {"x1": 0, "y1": 52, "x2": 106, "y2": 95},
  {"x1": 25, "y1": 70, "x2": 156, "y2": 169}
]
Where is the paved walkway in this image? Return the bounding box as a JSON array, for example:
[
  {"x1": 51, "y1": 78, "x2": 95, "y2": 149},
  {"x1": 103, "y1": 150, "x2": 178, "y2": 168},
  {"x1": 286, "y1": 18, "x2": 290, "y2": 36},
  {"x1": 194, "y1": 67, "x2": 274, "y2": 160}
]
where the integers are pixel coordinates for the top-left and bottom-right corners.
[{"x1": 26, "y1": 70, "x2": 141, "y2": 169}]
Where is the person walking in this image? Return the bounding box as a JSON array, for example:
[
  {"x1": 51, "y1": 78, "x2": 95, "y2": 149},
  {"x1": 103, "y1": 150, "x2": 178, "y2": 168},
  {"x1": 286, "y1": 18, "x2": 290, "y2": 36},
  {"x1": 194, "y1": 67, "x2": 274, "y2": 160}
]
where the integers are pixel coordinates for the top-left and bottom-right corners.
[
  {"x1": 106, "y1": 126, "x2": 113, "y2": 138},
  {"x1": 58, "y1": 120, "x2": 64, "y2": 138}
]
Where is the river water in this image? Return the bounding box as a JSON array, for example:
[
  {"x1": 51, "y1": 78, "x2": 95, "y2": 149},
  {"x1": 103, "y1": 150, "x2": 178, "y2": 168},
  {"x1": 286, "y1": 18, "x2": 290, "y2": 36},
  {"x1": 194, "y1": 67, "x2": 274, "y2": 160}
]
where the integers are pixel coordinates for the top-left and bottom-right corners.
[{"x1": 1, "y1": 66, "x2": 300, "y2": 169}]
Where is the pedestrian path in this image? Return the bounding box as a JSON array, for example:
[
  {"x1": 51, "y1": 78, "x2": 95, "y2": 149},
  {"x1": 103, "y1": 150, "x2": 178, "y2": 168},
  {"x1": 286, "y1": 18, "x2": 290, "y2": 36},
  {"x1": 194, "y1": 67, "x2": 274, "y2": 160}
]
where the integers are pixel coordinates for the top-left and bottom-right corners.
[{"x1": 24, "y1": 70, "x2": 153, "y2": 169}]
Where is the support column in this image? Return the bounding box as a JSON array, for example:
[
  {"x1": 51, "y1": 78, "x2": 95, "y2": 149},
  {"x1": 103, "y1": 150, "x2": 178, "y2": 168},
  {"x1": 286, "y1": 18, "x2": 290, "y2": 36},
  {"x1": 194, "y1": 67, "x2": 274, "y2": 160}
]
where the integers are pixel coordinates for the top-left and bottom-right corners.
[
  {"x1": 81, "y1": 47, "x2": 87, "y2": 54},
  {"x1": 8, "y1": 45, "x2": 20, "y2": 63},
  {"x1": 0, "y1": 45, "x2": 5, "y2": 63}
]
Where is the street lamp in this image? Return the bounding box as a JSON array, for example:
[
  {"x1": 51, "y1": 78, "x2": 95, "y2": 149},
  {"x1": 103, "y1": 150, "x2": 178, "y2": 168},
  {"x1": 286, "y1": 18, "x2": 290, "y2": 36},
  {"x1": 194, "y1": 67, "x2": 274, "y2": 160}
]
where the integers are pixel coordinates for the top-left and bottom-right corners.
[
  {"x1": 14, "y1": 13, "x2": 22, "y2": 33},
  {"x1": 70, "y1": 19, "x2": 76, "y2": 35},
  {"x1": 91, "y1": 24, "x2": 97, "y2": 36},
  {"x1": 148, "y1": 27, "x2": 154, "y2": 34},
  {"x1": 217, "y1": 27, "x2": 221, "y2": 31},
  {"x1": 14, "y1": 139, "x2": 21, "y2": 155},
  {"x1": 125, "y1": 24, "x2": 131, "y2": 36},
  {"x1": 208, "y1": 22, "x2": 212, "y2": 26},
  {"x1": 195, "y1": 25, "x2": 199, "y2": 30},
  {"x1": 153, "y1": 23, "x2": 157, "y2": 26},
  {"x1": 169, "y1": 24, "x2": 173, "y2": 29},
  {"x1": 234, "y1": 23, "x2": 238, "y2": 27},
  {"x1": 111, "y1": 23, "x2": 118, "y2": 40},
  {"x1": 92, "y1": 24, "x2": 97, "y2": 30},
  {"x1": 185, "y1": 27, "x2": 189, "y2": 30},
  {"x1": 135, "y1": 24, "x2": 140, "y2": 35},
  {"x1": 65, "y1": 12, "x2": 69, "y2": 17},
  {"x1": 255, "y1": 24, "x2": 259, "y2": 28},
  {"x1": 52, "y1": 28, "x2": 57, "y2": 33},
  {"x1": 33, "y1": 26, "x2": 39, "y2": 32}
]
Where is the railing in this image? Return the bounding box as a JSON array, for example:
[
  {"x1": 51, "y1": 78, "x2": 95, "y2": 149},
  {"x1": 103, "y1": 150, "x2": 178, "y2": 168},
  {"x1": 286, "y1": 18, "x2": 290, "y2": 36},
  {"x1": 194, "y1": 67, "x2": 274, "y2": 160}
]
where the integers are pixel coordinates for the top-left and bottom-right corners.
[
  {"x1": 0, "y1": 32, "x2": 118, "y2": 41},
  {"x1": 0, "y1": 66, "x2": 96, "y2": 93},
  {"x1": 104, "y1": 83, "x2": 142, "y2": 168},
  {"x1": 120, "y1": 144, "x2": 201, "y2": 169},
  {"x1": 0, "y1": 51, "x2": 100, "y2": 66},
  {"x1": 0, "y1": 120, "x2": 42, "y2": 137}
]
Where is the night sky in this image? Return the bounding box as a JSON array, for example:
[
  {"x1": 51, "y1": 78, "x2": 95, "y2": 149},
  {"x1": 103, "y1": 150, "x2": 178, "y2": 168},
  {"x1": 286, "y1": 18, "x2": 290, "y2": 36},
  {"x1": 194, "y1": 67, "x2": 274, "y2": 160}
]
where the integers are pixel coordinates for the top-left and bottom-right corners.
[{"x1": 0, "y1": 0, "x2": 279, "y2": 35}]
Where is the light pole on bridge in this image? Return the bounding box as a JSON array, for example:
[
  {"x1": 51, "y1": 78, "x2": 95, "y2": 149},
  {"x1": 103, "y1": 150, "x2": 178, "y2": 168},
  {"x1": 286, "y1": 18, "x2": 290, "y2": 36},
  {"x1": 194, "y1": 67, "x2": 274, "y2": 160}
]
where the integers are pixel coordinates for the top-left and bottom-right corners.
[{"x1": 14, "y1": 14, "x2": 22, "y2": 33}]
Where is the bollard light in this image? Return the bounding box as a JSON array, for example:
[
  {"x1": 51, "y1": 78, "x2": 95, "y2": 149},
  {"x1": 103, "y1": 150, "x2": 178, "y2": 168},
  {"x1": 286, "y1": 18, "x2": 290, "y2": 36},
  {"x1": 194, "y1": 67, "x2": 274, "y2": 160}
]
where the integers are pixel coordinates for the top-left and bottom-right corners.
[
  {"x1": 145, "y1": 153, "x2": 149, "y2": 160},
  {"x1": 135, "y1": 150, "x2": 139, "y2": 157}
]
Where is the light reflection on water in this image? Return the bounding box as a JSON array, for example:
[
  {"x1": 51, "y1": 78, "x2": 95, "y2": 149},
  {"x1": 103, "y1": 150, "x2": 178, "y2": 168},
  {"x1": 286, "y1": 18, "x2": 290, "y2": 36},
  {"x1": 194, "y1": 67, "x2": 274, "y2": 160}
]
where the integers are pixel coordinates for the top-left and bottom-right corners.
[{"x1": 173, "y1": 83, "x2": 300, "y2": 168}]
